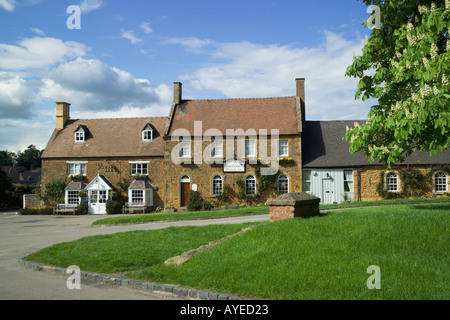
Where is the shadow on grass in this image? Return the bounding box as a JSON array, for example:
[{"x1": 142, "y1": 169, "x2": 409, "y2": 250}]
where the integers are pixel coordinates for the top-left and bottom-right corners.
[{"x1": 412, "y1": 204, "x2": 450, "y2": 211}]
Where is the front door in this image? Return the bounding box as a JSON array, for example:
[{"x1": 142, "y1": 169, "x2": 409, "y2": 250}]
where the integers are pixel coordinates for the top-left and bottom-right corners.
[
  {"x1": 180, "y1": 182, "x2": 190, "y2": 207},
  {"x1": 88, "y1": 190, "x2": 107, "y2": 214},
  {"x1": 322, "y1": 178, "x2": 334, "y2": 204}
]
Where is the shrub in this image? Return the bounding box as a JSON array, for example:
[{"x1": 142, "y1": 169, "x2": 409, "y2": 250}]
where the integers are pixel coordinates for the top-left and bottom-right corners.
[
  {"x1": 201, "y1": 200, "x2": 212, "y2": 211},
  {"x1": 187, "y1": 190, "x2": 203, "y2": 212},
  {"x1": 75, "y1": 201, "x2": 88, "y2": 215},
  {"x1": 44, "y1": 179, "x2": 66, "y2": 206},
  {"x1": 106, "y1": 199, "x2": 122, "y2": 215}
]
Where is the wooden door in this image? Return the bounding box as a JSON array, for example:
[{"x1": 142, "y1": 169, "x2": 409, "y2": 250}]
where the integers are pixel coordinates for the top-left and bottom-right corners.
[{"x1": 180, "y1": 182, "x2": 190, "y2": 207}]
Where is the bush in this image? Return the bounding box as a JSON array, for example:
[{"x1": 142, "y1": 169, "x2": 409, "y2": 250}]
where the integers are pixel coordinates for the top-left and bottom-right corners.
[
  {"x1": 106, "y1": 199, "x2": 122, "y2": 215},
  {"x1": 187, "y1": 190, "x2": 203, "y2": 212},
  {"x1": 201, "y1": 200, "x2": 212, "y2": 211},
  {"x1": 75, "y1": 201, "x2": 88, "y2": 215}
]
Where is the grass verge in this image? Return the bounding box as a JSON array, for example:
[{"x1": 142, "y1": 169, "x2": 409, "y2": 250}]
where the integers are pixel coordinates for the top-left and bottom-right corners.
[
  {"x1": 92, "y1": 205, "x2": 269, "y2": 226},
  {"x1": 26, "y1": 202, "x2": 449, "y2": 299}
]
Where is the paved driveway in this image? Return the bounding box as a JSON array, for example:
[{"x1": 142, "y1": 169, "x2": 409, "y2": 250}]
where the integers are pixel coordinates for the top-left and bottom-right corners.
[{"x1": 0, "y1": 211, "x2": 268, "y2": 300}]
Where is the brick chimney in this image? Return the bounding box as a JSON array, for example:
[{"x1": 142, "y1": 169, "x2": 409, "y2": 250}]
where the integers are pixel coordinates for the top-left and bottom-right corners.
[
  {"x1": 173, "y1": 82, "x2": 182, "y2": 105},
  {"x1": 295, "y1": 78, "x2": 306, "y2": 127},
  {"x1": 56, "y1": 102, "x2": 70, "y2": 130}
]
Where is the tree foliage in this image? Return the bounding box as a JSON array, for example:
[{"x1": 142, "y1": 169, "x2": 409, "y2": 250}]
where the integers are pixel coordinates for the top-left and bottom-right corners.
[{"x1": 345, "y1": 0, "x2": 450, "y2": 168}]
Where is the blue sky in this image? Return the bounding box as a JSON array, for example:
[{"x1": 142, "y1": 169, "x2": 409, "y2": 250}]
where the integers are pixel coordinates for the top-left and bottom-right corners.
[{"x1": 0, "y1": 0, "x2": 374, "y2": 152}]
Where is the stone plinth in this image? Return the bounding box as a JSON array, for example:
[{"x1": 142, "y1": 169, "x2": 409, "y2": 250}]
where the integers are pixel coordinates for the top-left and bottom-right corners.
[{"x1": 267, "y1": 192, "x2": 320, "y2": 222}]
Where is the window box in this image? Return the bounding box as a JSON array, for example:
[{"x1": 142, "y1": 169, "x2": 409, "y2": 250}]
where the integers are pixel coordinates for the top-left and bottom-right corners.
[{"x1": 277, "y1": 156, "x2": 293, "y2": 162}]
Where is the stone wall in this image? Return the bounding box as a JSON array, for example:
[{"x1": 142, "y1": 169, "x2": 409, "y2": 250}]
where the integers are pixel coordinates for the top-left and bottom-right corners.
[
  {"x1": 163, "y1": 135, "x2": 302, "y2": 208},
  {"x1": 41, "y1": 157, "x2": 165, "y2": 208},
  {"x1": 23, "y1": 194, "x2": 43, "y2": 209},
  {"x1": 356, "y1": 165, "x2": 450, "y2": 201}
]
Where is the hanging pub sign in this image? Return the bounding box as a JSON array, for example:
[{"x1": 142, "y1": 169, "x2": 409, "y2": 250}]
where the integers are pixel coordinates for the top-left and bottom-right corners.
[{"x1": 223, "y1": 159, "x2": 245, "y2": 173}]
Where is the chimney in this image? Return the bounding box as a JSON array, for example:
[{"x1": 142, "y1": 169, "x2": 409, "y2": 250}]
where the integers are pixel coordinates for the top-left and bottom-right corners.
[
  {"x1": 56, "y1": 102, "x2": 70, "y2": 130},
  {"x1": 173, "y1": 82, "x2": 182, "y2": 105},
  {"x1": 295, "y1": 78, "x2": 306, "y2": 126}
]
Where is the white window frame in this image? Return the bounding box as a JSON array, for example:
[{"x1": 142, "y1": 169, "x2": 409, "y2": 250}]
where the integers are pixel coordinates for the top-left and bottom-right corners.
[
  {"x1": 434, "y1": 173, "x2": 448, "y2": 193},
  {"x1": 302, "y1": 170, "x2": 311, "y2": 193},
  {"x1": 245, "y1": 140, "x2": 256, "y2": 157},
  {"x1": 131, "y1": 190, "x2": 144, "y2": 204},
  {"x1": 212, "y1": 175, "x2": 223, "y2": 195},
  {"x1": 66, "y1": 190, "x2": 81, "y2": 206},
  {"x1": 211, "y1": 140, "x2": 223, "y2": 158},
  {"x1": 179, "y1": 141, "x2": 191, "y2": 158},
  {"x1": 278, "y1": 175, "x2": 289, "y2": 194},
  {"x1": 278, "y1": 140, "x2": 289, "y2": 157},
  {"x1": 75, "y1": 129, "x2": 85, "y2": 143},
  {"x1": 386, "y1": 172, "x2": 398, "y2": 192},
  {"x1": 67, "y1": 162, "x2": 87, "y2": 176},
  {"x1": 142, "y1": 128, "x2": 153, "y2": 142},
  {"x1": 245, "y1": 175, "x2": 256, "y2": 195},
  {"x1": 130, "y1": 162, "x2": 149, "y2": 175}
]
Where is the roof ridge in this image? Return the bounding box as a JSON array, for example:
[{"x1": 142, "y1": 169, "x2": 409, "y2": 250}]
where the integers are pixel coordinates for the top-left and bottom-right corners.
[
  {"x1": 69, "y1": 116, "x2": 168, "y2": 121},
  {"x1": 183, "y1": 96, "x2": 296, "y2": 102}
]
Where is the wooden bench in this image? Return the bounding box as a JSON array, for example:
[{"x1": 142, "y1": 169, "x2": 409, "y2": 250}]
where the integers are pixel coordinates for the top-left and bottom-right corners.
[{"x1": 53, "y1": 204, "x2": 78, "y2": 215}]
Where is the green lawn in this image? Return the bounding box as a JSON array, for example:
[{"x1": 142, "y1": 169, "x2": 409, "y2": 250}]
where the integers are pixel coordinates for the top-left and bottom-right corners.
[{"x1": 26, "y1": 202, "x2": 449, "y2": 299}]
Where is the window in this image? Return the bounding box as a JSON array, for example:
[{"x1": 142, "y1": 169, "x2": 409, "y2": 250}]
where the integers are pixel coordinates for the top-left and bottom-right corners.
[
  {"x1": 278, "y1": 140, "x2": 289, "y2": 157},
  {"x1": 245, "y1": 175, "x2": 256, "y2": 195},
  {"x1": 278, "y1": 175, "x2": 289, "y2": 194},
  {"x1": 245, "y1": 140, "x2": 256, "y2": 157},
  {"x1": 131, "y1": 190, "x2": 144, "y2": 204},
  {"x1": 75, "y1": 128, "x2": 85, "y2": 143},
  {"x1": 435, "y1": 173, "x2": 447, "y2": 192},
  {"x1": 68, "y1": 162, "x2": 87, "y2": 176},
  {"x1": 179, "y1": 141, "x2": 191, "y2": 158},
  {"x1": 344, "y1": 170, "x2": 353, "y2": 192},
  {"x1": 67, "y1": 191, "x2": 80, "y2": 205},
  {"x1": 212, "y1": 175, "x2": 223, "y2": 195},
  {"x1": 386, "y1": 172, "x2": 398, "y2": 192},
  {"x1": 302, "y1": 170, "x2": 311, "y2": 192},
  {"x1": 98, "y1": 190, "x2": 107, "y2": 204},
  {"x1": 130, "y1": 163, "x2": 148, "y2": 175},
  {"x1": 142, "y1": 128, "x2": 153, "y2": 141},
  {"x1": 212, "y1": 140, "x2": 223, "y2": 158}
]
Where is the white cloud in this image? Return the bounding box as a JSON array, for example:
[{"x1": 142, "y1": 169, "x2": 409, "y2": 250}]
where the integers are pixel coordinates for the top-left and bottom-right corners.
[
  {"x1": 0, "y1": 72, "x2": 37, "y2": 119},
  {"x1": 0, "y1": 37, "x2": 88, "y2": 73},
  {"x1": 169, "y1": 32, "x2": 370, "y2": 120},
  {"x1": 39, "y1": 57, "x2": 171, "y2": 114},
  {"x1": 79, "y1": 0, "x2": 103, "y2": 13},
  {"x1": 30, "y1": 28, "x2": 45, "y2": 36},
  {"x1": 140, "y1": 22, "x2": 153, "y2": 34},
  {"x1": 0, "y1": 0, "x2": 15, "y2": 12},
  {"x1": 121, "y1": 29, "x2": 142, "y2": 45}
]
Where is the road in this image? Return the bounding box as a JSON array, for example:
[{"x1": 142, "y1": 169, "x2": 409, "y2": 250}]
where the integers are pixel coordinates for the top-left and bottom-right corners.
[{"x1": 0, "y1": 211, "x2": 268, "y2": 300}]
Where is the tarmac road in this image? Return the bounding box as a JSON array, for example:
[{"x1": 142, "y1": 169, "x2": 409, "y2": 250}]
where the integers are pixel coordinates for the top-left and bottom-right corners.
[{"x1": 0, "y1": 211, "x2": 268, "y2": 300}]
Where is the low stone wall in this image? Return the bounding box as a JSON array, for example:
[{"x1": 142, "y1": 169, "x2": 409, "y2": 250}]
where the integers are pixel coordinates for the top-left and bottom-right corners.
[
  {"x1": 23, "y1": 194, "x2": 43, "y2": 209},
  {"x1": 267, "y1": 192, "x2": 320, "y2": 222}
]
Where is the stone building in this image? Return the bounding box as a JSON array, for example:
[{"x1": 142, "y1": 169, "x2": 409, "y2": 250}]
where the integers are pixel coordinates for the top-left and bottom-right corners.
[
  {"x1": 41, "y1": 103, "x2": 166, "y2": 214},
  {"x1": 40, "y1": 78, "x2": 450, "y2": 214}
]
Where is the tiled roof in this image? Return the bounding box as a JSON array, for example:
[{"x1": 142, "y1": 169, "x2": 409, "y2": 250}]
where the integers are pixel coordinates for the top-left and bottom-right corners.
[
  {"x1": 166, "y1": 97, "x2": 300, "y2": 136},
  {"x1": 42, "y1": 117, "x2": 167, "y2": 159},
  {"x1": 302, "y1": 121, "x2": 450, "y2": 168}
]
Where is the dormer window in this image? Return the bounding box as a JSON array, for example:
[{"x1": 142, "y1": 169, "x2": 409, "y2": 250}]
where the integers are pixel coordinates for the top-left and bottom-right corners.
[
  {"x1": 142, "y1": 124, "x2": 153, "y2": 142},
  {"x1": 74, "y1": 126, "x2": 85, "y2": 143}
]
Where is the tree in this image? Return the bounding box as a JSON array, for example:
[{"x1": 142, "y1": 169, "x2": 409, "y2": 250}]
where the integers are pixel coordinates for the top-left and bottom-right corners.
[
  {"x1": 0, "y1": 169, "x2": 13, "y2": 206},
  {"x1": 15, "y1": 145, "x2": 43, "y2": 172},
  {"x1": 345, "y1": 0, "x2": 449, "y2": 168},
  {"x1": 0, "y1": 150, "x2": 15, "y2": 166}
]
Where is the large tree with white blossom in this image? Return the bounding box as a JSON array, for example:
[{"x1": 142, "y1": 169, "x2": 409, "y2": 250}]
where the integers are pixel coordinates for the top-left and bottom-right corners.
[{"x1": 345, "y1": 0, "x2": 449, "y2": 168}]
